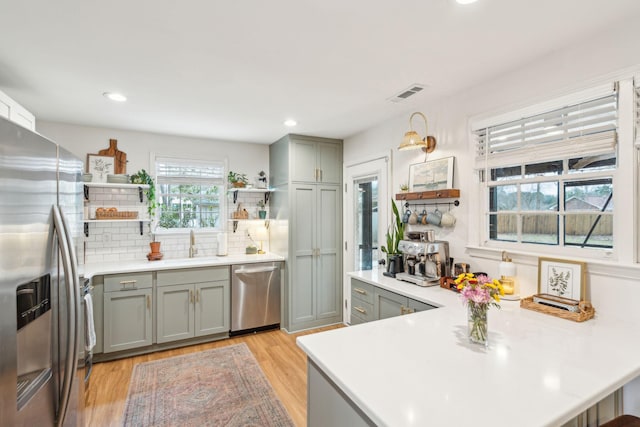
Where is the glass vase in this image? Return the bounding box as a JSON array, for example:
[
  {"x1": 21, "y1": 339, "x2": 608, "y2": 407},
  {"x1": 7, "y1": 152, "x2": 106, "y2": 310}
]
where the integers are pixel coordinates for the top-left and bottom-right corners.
[{"x1": 467, "y1": 303, "x2": 488, "y2": 346}]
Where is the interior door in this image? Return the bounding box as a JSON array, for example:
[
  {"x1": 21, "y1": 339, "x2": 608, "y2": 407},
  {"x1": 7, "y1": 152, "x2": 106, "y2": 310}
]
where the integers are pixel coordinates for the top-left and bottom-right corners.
[{"x1": 343, "y1": 154, "x2": 391, "y2": 324}]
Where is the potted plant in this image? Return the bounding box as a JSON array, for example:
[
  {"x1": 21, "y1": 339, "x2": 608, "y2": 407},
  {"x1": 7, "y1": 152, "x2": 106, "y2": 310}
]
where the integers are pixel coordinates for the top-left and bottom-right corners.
[
  {"x1": 400, "y1": 183, "x2": 409, "y2": 193},
  {"x1": 257, "y1": 199, "x2": 267, "y2": 219},
  {"x1": 130, "y1": 169, "x2": 157, "y2": 218},
  {"x1": 381, "y1": 199, "x2": 405, "y2": 277},
  {"x1": 228, "y1": 171, "x2": 249, "y2": 188}
]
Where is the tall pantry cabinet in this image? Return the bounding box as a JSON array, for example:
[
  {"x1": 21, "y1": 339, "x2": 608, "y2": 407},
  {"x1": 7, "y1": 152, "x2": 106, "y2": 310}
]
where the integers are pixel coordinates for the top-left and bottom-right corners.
[{"x1": 270, "y1": 134, "x2": 343, "y2": 333}]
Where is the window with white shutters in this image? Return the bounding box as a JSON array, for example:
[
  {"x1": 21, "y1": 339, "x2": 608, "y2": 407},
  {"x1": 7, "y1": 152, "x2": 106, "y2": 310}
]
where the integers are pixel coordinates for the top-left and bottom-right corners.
[
  {"x1": 473, "y1": 84, "x2": 618, "y2": 250},
  {"x1": 155, "y1": 157, "x2": 225, "y2": 230}
]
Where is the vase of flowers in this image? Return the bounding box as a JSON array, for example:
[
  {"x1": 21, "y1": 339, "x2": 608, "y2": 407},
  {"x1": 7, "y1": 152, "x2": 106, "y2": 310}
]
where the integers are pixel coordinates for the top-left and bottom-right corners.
[{"x1": 455, "y1": 273, "x2": 504, "y2": 346}]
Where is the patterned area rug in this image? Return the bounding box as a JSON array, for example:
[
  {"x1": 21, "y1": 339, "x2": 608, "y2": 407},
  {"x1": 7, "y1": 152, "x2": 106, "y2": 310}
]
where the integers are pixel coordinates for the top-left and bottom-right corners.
[{"x1": 122, "y1": 343, "x2": 294, "y2": 427}]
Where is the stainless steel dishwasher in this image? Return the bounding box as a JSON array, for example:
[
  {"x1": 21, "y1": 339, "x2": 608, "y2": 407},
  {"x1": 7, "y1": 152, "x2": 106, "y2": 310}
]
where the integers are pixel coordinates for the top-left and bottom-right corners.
[{"x1": 230, "y1": 261, "x2": 282, "y2": 335}]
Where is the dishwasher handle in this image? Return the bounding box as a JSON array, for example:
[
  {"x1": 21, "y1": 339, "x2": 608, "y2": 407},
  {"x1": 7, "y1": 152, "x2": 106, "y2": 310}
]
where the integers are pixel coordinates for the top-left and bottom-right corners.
[{"x1": 234, "y1": 266, "x2": 279, "y2": 274}]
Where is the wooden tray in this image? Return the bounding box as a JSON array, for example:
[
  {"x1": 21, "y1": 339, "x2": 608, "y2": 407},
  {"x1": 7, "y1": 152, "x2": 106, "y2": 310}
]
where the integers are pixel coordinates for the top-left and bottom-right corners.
[
  {"x1": 520, "y1": 296, "x2": 595, "y2": 322},
  {"x1": 96, "y1": 211, "x2": 138, "y2": 220}
]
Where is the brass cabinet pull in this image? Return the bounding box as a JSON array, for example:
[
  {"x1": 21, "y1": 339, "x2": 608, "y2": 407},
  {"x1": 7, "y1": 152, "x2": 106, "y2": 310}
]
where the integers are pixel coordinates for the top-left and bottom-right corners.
[
  {"x1": 354, "y1": 306, "x2": 366, "y2": 314},
  {"x1": 146, "y1": 295, "x2": 151, "y2": 310},
  {"x1": 354, "y1": 288, "x2": 366, "y2": 295},
  {"x1": 400, "y1": 305, "x2": 415, "y2": 315},
  {"x1": 120, "y1": 279, "x2": 138, "y2": 290},
  {"x1": 319, "y1": 169, "x2": 323, "y2": 181},
  {"x1": 190, "y1": 289, "x2": 194, "y2": 303},
  {"x1": 196, "y1": 289, "x2": 200, "y2": 303}
]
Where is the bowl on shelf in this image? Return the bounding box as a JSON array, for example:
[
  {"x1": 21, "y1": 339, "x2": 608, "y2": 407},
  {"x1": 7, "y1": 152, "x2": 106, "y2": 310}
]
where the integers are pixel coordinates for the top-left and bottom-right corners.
[
  {"x1": 82, "y1": 173, "x2": 93, "y2": 182},
  {"x1": 107, "y1": 174, "x2": 130, "y2": 184}
]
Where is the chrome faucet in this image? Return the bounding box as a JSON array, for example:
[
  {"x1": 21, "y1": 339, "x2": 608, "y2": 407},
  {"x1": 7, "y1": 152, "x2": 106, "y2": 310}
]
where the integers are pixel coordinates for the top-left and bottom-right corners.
[{"x1": 189, "y1": 229, "x2": 198, "y2": 258}]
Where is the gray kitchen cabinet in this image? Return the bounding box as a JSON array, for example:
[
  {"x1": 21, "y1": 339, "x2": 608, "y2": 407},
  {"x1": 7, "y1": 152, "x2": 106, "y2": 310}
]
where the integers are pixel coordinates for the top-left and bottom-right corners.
[
  {"x1": 156, "y1": 267, "x2": 230, "y2": 344},
  {"x1": 349, "y1": 278, "x2": 436, "y2": 324},
  {"x1": 103, "y1": 272, "x2": 153, "y2": 353},
  {"x1": 291, "y1": 137, "x2": 341, "y2": 184},
  {"x1": 290, "y1": 183, "x2": 342, "y2": 328},
  {"x1": 350, "y1": 279, "x2": 375, "y2": 323},
  {"x1": 375, "y1": 287, "x2": 408, "y2": 320},
  {"x1": 103, "y1": 289, "x2": 153, "y2": 353},
  {"x1": 156, "y1": 283, "x2": 194, "y2": 343},
  {"x1": 270, "y1": 134, "x2": 343, "y2": 332}
]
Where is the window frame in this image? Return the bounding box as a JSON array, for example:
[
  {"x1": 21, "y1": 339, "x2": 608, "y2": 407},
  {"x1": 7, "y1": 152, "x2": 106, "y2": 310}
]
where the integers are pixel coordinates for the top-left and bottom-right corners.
[
  {"x1": 152, "y1": 155, "x2": 227, "y2": 234},
  {"x1": 472, "y1": 83, "x2": 624, "y2": 260}
]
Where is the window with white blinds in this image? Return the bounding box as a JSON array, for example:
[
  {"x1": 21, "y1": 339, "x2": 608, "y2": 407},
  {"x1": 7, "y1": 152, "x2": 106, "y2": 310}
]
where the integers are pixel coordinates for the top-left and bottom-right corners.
[
  {"x1": 155, "y1": 157, "x2": 225, "y2": 230},
  {"x1": 475, "y1": 91, "x2": 618, "y2": 168},
  {"x1": 472, "y1": 85, "x2": 618, "y2": 250}
]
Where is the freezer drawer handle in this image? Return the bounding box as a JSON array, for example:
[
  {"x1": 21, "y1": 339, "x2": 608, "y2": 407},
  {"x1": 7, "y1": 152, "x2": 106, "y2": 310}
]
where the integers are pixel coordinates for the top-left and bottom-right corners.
[
  {"x1": 354, "y1": 306, "x2": 366, "y2": 314},
  {"x1": 354, "y1": 288, "x2": 367, "y2": 295}
]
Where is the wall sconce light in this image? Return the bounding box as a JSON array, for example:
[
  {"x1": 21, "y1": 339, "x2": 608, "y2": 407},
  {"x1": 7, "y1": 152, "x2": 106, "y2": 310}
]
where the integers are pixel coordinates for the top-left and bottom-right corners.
[{"x1": 398, "y1": 112, "x2": 437, "y2": 153}]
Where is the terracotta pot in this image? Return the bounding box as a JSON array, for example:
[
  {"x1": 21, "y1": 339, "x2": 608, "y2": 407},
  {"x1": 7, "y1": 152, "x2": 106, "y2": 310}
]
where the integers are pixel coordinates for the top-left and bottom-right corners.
[
  {"x1": 232, "y1": 182, "x2": 246, "y2": 188},
  {"x1": 150, "y1": 241, "x2": 161, "y2": 254}
]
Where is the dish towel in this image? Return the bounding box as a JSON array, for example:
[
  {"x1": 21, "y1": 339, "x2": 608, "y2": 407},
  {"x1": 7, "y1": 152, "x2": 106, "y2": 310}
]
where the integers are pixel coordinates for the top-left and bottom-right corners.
[{"x1": 84, "y1": 293, "x2": 96, "y2": 352}]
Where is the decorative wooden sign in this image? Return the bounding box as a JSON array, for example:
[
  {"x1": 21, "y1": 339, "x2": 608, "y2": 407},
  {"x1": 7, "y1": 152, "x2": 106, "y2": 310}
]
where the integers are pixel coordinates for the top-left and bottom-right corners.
[{"x1": 98, "y1": 139, "x2": 127, "y2": 174}]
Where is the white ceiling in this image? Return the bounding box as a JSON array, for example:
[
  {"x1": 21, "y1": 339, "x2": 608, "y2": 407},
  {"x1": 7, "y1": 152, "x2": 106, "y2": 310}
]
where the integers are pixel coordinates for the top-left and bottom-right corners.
[{"x1": 2, "y1": 0, "x2": 640, "y2": 144}]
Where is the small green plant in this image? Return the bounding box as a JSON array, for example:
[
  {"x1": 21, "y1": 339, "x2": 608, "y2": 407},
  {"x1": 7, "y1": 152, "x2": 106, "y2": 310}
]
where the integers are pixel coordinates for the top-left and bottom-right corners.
[
  {"x1": 228, "y1": 171, "x2": 249, "y2": 187},
  {"x1": 381, "y1": 199, "x2": 404, "y2": 255},
  {"x1": 257, "y1": 199, "x2": 265, "y2": 209},
  {"x1": 130, "y1": 169, "x2": 156, "y2": 218},
  {"x1": 400, "y1": 183, "x2": 409, "y2": 192}
]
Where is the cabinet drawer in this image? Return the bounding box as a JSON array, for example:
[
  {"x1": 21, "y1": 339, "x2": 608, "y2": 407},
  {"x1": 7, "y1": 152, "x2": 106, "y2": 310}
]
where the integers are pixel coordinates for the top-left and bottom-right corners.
[
  {"x1": 157, "y1": 266, "x2": 229, "y2": 287},
  {"x1": 351, "y1": 279, "x2": 374, "y2": 305},
  {"x1": 104, "y1": 272, "x2": 153, "y2": 292},
  {"x1": 351, "y1": 299, "x2": 374, "y2": 323}
]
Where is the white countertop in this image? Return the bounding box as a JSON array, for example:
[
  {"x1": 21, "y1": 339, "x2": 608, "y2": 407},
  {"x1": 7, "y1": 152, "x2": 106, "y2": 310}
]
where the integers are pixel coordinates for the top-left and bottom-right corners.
[
  {"x1": 297, "y1": 268, "x2": 640, "y2": 427},
  {"x1": 81, "y1": 253, "x2": 284, "y2": 278}
]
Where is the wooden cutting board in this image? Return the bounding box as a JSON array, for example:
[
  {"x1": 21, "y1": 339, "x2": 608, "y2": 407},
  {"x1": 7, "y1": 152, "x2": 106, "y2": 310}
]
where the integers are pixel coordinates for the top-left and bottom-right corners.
[{"x1": 98, "y1": 139, "x2": 127, "y2": 174}]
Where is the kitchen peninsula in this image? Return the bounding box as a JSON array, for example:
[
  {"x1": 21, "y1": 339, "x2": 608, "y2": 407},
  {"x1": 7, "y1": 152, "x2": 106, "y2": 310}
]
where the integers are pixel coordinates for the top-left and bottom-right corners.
[{"x1": 297, "y1": 268, "x2": 640, "y2": 427}]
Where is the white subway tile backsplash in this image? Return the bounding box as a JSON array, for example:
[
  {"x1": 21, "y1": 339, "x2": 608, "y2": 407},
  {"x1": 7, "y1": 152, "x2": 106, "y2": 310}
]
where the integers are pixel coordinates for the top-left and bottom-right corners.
[{"x1": 79, "y1": 188, "x2": 272, "y2": 265}]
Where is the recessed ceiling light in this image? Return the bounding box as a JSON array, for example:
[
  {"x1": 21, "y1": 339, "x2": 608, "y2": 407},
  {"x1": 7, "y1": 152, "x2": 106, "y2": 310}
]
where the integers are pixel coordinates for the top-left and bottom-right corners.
[
  {"x1": 284, "y1": 119, "x2": 297, "y2": 127},
  {"x1": 103, "y1": 92, "x2": 127, "y2": 102},
  {"x1": 456, "y1": 0, "x2": 478, "y2": 4}
]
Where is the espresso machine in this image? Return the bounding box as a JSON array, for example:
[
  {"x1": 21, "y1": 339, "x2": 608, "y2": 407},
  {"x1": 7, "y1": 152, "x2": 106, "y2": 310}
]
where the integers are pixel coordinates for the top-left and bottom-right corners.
[{"x1": 396, "y1": 234, "x2": 450, "y2": 287}]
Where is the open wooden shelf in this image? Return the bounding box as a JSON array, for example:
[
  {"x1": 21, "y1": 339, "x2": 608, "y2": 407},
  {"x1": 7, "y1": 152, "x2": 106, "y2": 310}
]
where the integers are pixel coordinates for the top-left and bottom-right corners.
[{"x1": 395, "y1": 189, "x2": 460, "y2": 201}]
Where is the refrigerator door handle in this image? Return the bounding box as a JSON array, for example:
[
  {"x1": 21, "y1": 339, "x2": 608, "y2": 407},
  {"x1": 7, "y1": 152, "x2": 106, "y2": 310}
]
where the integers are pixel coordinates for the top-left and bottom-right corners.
[{"x1": 52, "y1": 206, "x2": 78, "y2": 427}]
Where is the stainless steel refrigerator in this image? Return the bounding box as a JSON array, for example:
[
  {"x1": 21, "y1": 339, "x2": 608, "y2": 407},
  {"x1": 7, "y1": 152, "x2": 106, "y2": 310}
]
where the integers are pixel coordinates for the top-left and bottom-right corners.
[{"x1": 0, "y1": 116, "x2": 84, "y2": 426}]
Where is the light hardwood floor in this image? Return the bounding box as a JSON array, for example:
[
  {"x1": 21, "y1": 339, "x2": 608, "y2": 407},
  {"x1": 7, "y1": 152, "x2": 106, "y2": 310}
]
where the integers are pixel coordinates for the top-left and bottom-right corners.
[{"x1": 84, "y1": 325, "x2": 342, "y2": 427}]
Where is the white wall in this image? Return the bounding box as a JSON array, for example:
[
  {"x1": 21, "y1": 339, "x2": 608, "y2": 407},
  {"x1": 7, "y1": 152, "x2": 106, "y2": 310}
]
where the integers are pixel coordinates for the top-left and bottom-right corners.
[
  {"x1": 345, "y1": 14, "x2": 640, "y2": 413},
  {"x1": 37, "y1": 121, "x2": 272, "y2": 261}
]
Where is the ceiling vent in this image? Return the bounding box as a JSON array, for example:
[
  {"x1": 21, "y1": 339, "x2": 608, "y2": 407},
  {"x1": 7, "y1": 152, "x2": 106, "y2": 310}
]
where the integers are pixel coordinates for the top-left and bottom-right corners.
[{"x1": 388, "y1": 84, "x2": 427, "y2": 103}]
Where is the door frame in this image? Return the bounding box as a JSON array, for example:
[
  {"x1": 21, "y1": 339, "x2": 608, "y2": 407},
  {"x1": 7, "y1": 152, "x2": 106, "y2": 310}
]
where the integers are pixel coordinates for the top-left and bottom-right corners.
[{"x1": 343, "y1": 150, "x2": 392, "y2": 324}]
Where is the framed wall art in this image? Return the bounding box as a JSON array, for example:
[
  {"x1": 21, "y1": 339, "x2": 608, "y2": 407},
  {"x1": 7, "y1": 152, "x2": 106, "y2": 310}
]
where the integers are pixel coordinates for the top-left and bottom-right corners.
[
  {"x1": 86, "y1": 154, "x2": 115, "y2": 183},
  {"x1": 537, "y1": 257, "x2": 586, "y2": 301},
  {"x1": 409, "y1": 156, "x2": 454, "y2": 192}
]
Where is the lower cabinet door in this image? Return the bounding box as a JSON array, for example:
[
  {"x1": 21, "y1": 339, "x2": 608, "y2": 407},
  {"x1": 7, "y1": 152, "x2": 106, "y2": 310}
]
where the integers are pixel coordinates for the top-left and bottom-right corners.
[
  {"x1": 195, "y1": 280, "x2": 229, "y2": 337},
  {"x1": 157, "y1": 284, "x2": 195, "y2": 344},
  {"x1": 103, "y1": 288, "x2": 152, "y2": 353},
  {"x1": 374, "y1": 288, "x2": 408, "y2": 320}
]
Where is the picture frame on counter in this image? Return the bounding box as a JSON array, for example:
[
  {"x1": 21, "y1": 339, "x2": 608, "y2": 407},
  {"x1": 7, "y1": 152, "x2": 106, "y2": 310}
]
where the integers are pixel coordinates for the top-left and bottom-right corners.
[
  {"x1": 537, "y1": 257, "x2": 585, "y2": 301},
  {"x1": 409, "y1": 156, "x2": 454, "y2": 192},
  {"x1": 87, "y1": 154, "x2": 115, "y2": 183}
]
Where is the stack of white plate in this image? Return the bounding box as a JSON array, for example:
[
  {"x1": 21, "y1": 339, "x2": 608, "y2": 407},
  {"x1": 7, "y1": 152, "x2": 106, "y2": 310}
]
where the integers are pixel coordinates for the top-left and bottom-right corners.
[{"x1": 107, "y1": 174, "x2": 130, "y2": 184}]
